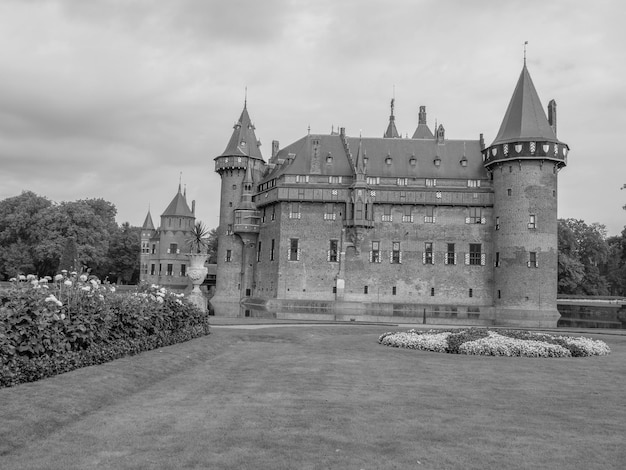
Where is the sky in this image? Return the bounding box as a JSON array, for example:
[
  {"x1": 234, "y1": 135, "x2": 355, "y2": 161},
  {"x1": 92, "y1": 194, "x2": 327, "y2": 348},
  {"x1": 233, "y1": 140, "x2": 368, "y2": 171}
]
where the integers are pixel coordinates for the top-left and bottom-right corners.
[{"x1": 0, "y1": 0, "x2": 624, "y2": 235}]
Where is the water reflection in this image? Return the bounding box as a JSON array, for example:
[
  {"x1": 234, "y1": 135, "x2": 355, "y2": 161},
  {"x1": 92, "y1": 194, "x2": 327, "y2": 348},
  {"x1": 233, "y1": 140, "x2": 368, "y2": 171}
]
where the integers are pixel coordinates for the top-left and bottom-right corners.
[{"x1": 209, "y1": 301, "x2": 348, "y2": 321}]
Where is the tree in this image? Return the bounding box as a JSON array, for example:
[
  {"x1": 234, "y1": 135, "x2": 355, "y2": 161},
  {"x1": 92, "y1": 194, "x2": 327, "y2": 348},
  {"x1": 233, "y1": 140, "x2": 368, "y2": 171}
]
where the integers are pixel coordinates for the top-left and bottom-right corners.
[
  {"x1": 103, "y1": 222, "x2": 140, "y2": 284},
  {"x1": 558, "y1": 219, "x2": 610, "y2": 295}
]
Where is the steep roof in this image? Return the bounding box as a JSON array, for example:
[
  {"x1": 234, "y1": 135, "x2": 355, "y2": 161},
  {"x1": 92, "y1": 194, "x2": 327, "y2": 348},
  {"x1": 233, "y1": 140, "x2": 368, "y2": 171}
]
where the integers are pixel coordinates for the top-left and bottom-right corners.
[
  {"x1": 217, "y1": 103, "x2": 264, "y2": 160},
  {"x1": 491, "y1": 65, "x2": 558, "y2": 145},
  {"x1": 161, "y1": 185, "x2": 194, "y2": 218},
  {"x1": 263, "y1": 133, "x2": 486, "y2": 181},
  {"x1": 412, "y1": 106, "x2": 434, "y2": 139},
  {"x1": 141, "y1": 210, "x2": 155, "y2": 230}
]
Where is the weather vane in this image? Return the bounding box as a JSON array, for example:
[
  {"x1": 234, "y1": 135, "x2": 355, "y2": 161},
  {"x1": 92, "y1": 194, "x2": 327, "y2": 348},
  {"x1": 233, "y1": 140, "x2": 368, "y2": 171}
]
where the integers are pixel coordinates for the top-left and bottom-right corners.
[{"x1": 524, "y1": 41, "x2": 528, "y2": 65}]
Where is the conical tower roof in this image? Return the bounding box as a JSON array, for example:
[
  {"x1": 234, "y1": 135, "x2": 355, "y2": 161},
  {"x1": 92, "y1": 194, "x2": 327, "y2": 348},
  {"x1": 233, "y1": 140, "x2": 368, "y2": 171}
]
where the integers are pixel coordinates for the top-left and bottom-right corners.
[
  {"x1": 162, "y1": 185, "x2": 194, "y2": 218},
  {"x1": 491, "y1": 65, "x2": 558, "y2": 146},
  {"x1": 218, "y1": 102, "x2": 264, "y2": 160},
  {"x1": 142, "y1": 210, "x2": 155, "y2": 230}
]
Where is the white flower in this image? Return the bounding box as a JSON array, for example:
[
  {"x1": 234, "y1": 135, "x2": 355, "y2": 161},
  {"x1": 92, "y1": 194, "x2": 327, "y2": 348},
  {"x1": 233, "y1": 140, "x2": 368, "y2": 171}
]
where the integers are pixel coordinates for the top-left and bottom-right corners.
[
  {"x1": 90, "y1": 279, "x2": 99, "y2": 288},
  {"x1": 18, "y1": 275, "x2": 26, "y2": 281},
  {"x1": 45, "y1": 294, "x2": 59, "y2": 304},
  {"x1": 98, "y1": 294, "x2": 104, "y2": 301},
  {"x1": 60, "y1": 313, "x2": 66, "y2": 320},
  {"x1": 156, "y1": 296, "x2": 164, "y2": 303},
  {"x1": 31, "y1": 280, "x2": 39, "y2": 287},
  {"x1": 70, "y1": 271, "x2": 77, "y2": 276},
  {"x1": 109, "y1": 286, "x2": 116, "y2": 293},
  {"x1": 39, "y1": 278, "x2": 48, "y2": 284},
  {"x1": 64, "y1": 280, "x2": 72, "y2": 287},
  {"x1": 81, "y1": 286, "x2": 91, "y2": 292},
  {"x1": 9, "y1": 277, "x2": 16, "y2": 282},
  {"x1": 79, "y1": 274, "x2": 88, "y2": 282},
  {"x1": 27, "y1": 274, "x2": 37, "y2": 281},
  {"x1": 54, "y1": 274, "x2": 64, "y2": 282},
  {"x1": 61, "y1": 270, "x2": 67, "y2": 274}
]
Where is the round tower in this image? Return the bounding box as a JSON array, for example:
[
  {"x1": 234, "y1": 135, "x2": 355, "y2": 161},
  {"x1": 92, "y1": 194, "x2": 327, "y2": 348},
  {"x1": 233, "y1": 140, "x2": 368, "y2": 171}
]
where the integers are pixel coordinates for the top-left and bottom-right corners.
[
  {"x1": 484, "y1": 65, "x2": 568, "y2": 327},
  {"x1": 212, "y1": 103, "x2": 264, "y2": 304}
]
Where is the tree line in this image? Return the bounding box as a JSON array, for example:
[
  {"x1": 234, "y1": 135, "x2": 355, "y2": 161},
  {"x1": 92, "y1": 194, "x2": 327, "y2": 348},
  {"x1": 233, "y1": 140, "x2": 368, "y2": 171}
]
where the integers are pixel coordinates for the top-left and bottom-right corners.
[
  {"x1": 1, "y1": 192, "x2": 624, "y2": 295},
  {"x1": 0, "y1": 191, "x2": 140, "y2": 283}
]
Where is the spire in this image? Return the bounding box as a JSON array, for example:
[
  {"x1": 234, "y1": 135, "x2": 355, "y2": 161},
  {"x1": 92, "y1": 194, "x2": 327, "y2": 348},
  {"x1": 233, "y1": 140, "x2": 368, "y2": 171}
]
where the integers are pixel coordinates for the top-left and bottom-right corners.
[
  {"x1": 491, "y1": 65, "x2": 558, "y2": 146},
  {"x1": 218, "y1": 101, "x2": 264, "y2": 160},
  {"x1": 383, "y1": 98, "x2": 400, "y2": 138},
  {"x1": 355, "y1": 136, "x2": 367, "y2": 176},
  {"x1": 236, "y1": 162, "x2": 257, "y2": 210},
  {"x1": 412, "y1": 105, "x2": 434, "y2": 139},
  {"x1": 142, "y1": 210, "x2": 155, "y2": 230}
]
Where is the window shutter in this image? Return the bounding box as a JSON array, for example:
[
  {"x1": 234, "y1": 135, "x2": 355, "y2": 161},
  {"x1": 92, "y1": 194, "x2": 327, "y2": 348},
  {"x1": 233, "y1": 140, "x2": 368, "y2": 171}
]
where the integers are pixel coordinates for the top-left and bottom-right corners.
[
  {"x1": 327, "y1": 250, "x2": 331, "y2": 261},
  {"x1": 465, "y1": 217, "x2": 470, "y2": 224},
  {"x1": 389, "y1": 251, "x2": 393, "y2": 263},
  {"x1": 481, "y1": 217, "x2": 486, "y2": 224},
  {"x1": 454, "y1": 253, "x2": 457, "y2": 265},
  {"x1": 444, "y1": 254, "x2": 448, "y2": 265},
  {"x1": 527, "y1": 261, "x2": 531, "y2": 268},
  {"x1": 369, "y1": 251, "x2": 373, "y2": 263},
  {"x1": 399, "y1": 251, "x2": 402, "y2": 264},
  {"x1": 432, "y1": 216, "x2": 436, "y2": 224},
  {"x1": 297, "y1": 249, "x2": 301, "y2": 261},
  {"x1": 536, "y1": 257, "x2": 539, "y2": 268},
  {"x1": 481, "y1": 254, "x2": 486, "y2": 266},
  {"x1": 465, "y1": 253, "x2": 470, "y2": 265},
  {"x1": 167, "y1": 249, "x2": 171, "y2": 253},
  {"x1": 422, "y1": 252, "x2": 426, "y2": 264}
]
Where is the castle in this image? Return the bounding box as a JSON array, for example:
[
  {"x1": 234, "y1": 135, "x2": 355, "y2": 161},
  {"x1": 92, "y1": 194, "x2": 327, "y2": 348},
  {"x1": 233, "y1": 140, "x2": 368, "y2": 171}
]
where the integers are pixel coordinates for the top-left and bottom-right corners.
[
  {"x1": 211, "y1": 63, "x2": 569, "y2": 327},
  {"x1": 139, "y1": 185, "x2": 197, "y2": 290}
]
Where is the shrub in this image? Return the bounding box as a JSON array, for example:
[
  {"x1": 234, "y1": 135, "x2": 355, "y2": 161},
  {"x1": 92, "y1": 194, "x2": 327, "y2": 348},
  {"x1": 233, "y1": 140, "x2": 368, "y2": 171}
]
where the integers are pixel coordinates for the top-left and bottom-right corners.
[{"x1": 0, "y1": 274, "x2": 210, "y2": 387}]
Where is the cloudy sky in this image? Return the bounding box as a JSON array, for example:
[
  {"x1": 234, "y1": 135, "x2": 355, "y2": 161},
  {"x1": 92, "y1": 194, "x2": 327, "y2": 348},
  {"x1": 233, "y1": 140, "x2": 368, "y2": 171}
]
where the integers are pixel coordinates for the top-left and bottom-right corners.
[{"x1": 0, "y1": 0, "x2": 624, "y2": 235}]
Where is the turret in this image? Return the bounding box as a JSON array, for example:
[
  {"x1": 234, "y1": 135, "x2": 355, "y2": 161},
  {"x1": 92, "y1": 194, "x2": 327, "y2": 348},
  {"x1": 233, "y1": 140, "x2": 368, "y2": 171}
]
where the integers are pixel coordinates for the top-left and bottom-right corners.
[
  {"x1": 484, "y1": 64, "x2": 569, "y2": 327},
  {"x1": 383, "y1": 98, "x2": 400, "y2": 138},
  {"x1": 213, "y1": 101, "x2": 265, "y2": 302}
]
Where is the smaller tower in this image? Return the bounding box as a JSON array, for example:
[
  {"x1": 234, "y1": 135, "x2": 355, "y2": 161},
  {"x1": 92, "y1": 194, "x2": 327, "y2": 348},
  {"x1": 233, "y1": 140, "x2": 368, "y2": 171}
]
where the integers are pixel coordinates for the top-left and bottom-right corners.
[
  {"x1": 139, "y1": 210, "x2": 156, "y2": 281},
  {"x1": 412, "y1": 106, "x2": 434, "y2": 139}
]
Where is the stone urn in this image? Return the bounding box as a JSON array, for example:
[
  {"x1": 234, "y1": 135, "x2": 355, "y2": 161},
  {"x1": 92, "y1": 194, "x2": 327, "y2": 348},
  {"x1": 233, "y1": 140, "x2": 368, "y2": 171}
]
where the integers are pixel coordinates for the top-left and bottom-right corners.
[{"x1": 187, "y1": 253, "x2": 208, "y2": 293}]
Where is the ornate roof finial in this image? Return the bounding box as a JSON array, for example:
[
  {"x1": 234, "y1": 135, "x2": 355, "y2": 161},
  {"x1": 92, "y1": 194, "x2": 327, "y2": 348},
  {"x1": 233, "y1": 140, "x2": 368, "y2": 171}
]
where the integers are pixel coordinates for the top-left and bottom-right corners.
[
  {"x1": 524, "y1": 41, "x2": 528, "y2": 66},
  {"x1": 244, "y1": 86, "x2": 248, "y2": 107},
  {"x1": 178, "y1": 172, "x2": 182, "y2": 193}
]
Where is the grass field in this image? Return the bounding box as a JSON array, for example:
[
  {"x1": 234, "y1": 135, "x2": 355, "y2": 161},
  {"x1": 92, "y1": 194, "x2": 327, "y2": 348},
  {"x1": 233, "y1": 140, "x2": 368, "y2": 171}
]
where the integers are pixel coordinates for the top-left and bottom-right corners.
[{"x1": 1, "y1": 323, "x2": 624, "y2": 469}]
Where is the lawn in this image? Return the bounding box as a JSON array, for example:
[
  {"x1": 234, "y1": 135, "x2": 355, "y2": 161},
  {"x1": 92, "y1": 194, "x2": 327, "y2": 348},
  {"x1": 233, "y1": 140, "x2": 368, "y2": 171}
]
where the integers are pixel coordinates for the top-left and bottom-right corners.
[{"x1": 0, "y1": 323, "x2": 624, "y2": 469}]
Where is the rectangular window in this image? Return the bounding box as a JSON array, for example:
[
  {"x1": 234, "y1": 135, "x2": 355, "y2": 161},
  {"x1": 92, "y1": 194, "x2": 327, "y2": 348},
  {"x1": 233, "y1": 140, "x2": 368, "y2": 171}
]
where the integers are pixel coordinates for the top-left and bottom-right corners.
[
  {"x1": 507, "y1": 188, "x2": 512, "y2": 196},
  {"x1": 469, "y1": 244, "x2": 482, "y2": 265},
  {"x1": 469, "y1": 288, "x2": 473, "y2": 298},
  {"x1": 328, "y1": 176, "x2": 342, "y2": 184},
  {"x1": 289, "y1": 202, "x2": 301, "y2": 219},
  {"x1": 424, "y1": 206, "x2": 435, "y2": 224},
  {"x1": 528, "y1": 214, "x2": 536, "y2": 229},
  {"x1": 467, "y1": 179, "x2": 481, "y2": 188},
  {"x1": 391, "y1": 241, "x2": 401, "y2": 264},
  {"x1": 397, "y1": 178, "x2": 408, "y2": 186},
  {"x1": 446, "y1": 243, "x2": 456, "y2": 265},
  {"x1": 289, "y1": 238, "x2": 299, "y2": 261},
  {"x1": 430, "y1": 287, "x2": 435, "y2": 297},
  {"x1": 270, "y1": 239, "x2": 275, "y2": 261},
  {"x1": 227, "y1": 224, "x2": 233, "y2": 235},
  {"x1": 466, "y1": 207, "x2": 484, "y2": 224},
  {"x1": 425, "y1": 178, "x2": 437, "y2": 187},
  {"x1": 528, "y1": 251, "x2": 538, "y2": 268},
  {"x1": 495, "y1": 216, "x2": 500, "y2": 230},
  {"x1": 150, "y1": 264, "x2": 155, "y2": 275},
  {"x1": 159, "y1": 264, "x2": 162, "y2": 275},
  {"x1": 262, "y1": 207, "x2": 266, "y2": 223},
  {"x1": 271, "y1": 205, "x2": 276, "y2": 221},
  {"x1": 424, "y1": 242, "x2": 433, "y2": 265},
  {"x1": 296, "y1": 175, "x2": 309, "y2": 183},
  {"x1": 324, "y1": 203, "x2": 336, "y2": 220},
  {"x1": 225, "y1": 249, "x2": 232, "y2": 262},
  {"x1": 402, "y1": 205, "x2": 413, "y2": 222},
  {"x1": 257, "y1": 241, "x2": 262, "y2": 262},
  {"x1": 495, "y1": 252, "x2": 500, "y2": 267},
  {"x1": 382, "y1": 205, "x2": 393, "y2": 222},
  {"x1": 181, "y1": 264, "x2": 186, "y2": 277},
  {"x1": 151, "y1": 244, "x2": 156, "y2": 254},
  {"x1": 167, "y1": 264, "x2": 173, "y2": 276},
  {"x1": 367, "y1": 177, "x2": 380, "y2": 185},
  {"x1": 328, "y1": 240, "x2": 338, "y2": 262},
  {"x1": 168, "y1": 243, "x2": 178, "y2": 254},
  {"x1": 370, "y1": 241, "x2": 381, "y2": 263},
  {"x1": 364, "y1": 285, "x2": 368, "y2": 294},
  {"x1": 392, "y1": 286, "x2": 397, "y2": 295}
]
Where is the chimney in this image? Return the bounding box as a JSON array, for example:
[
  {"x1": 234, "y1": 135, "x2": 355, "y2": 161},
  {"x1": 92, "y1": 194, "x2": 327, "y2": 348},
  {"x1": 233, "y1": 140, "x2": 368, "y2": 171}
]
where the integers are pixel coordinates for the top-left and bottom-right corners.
[
  {"x1": 479, "y1": 133, "x2": 485, "y2": 150},
  {"x1": 548, "y1": 99, "x2": 557, "y2": 137},
  {"x1": 271, "y1": 140, "x2": 279, "y2": 159}
]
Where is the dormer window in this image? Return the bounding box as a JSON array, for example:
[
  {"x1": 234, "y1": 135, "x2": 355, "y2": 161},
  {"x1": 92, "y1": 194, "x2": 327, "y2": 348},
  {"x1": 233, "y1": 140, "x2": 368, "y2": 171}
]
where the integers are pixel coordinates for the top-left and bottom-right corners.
[
  {"x1": 385, "y1": 156, "x2": 392, "y2": 165},
  {"x1": 409, "y1": 156, "x2": 417, "y2": 166},
  {"x1": 240, "y1": 141, "x2": 246, "y2": 147},
  {"x1": 434, "y1": 156, "x2": 441, "y2": 167},
  {"x1": 326, "y1": 154, "x2": 333, "y2": 163},
  {"x1": 460, "y1": 156, "x2": 468, "y2": 167}
]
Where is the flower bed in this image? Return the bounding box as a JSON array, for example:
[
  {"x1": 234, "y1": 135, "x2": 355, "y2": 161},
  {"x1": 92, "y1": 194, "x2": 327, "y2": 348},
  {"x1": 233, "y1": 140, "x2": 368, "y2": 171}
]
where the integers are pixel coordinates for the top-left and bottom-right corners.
[
  {"x1": 379, "y1": 328, "x2": 610, "y2": 358},
  {"x1": 1, "y1": 273, "x2": 210, "y2": 387}
]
